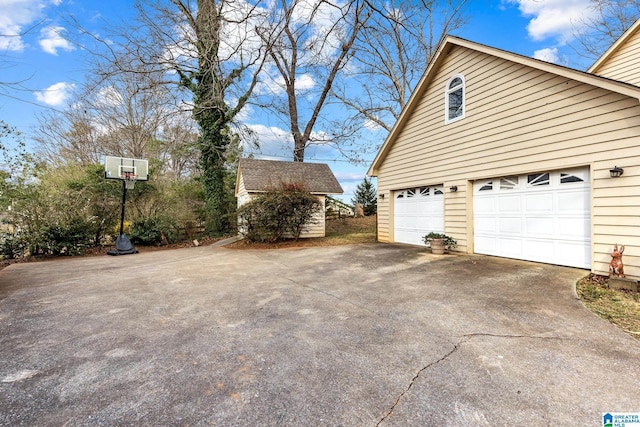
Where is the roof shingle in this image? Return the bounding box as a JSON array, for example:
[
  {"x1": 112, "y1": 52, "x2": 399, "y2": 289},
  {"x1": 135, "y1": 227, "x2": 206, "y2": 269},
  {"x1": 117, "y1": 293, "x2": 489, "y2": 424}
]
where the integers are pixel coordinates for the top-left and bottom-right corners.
[{"x1": 238, "y1": 158, "x2": 343, "y2": 194}]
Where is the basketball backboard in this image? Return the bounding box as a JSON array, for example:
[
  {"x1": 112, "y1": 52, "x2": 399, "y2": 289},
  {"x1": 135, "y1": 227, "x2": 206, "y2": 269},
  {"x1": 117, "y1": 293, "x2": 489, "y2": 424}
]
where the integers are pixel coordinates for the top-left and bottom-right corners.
[{"x1": 104, "y1": 156, "x2": 149, "y2": 182}]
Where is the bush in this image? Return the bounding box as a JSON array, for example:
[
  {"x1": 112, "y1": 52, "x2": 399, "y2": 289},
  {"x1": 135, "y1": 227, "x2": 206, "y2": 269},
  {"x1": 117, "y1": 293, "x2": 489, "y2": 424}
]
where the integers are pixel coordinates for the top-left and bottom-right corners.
[
  {"x1": 129, "y1": 216, "x2": 178, "y2": 246},
  {"x1": 237, "y1": 185, "x2": 322, "y2": 243},
  {"x1": 39, "y1": 218, "x2": 95, "y2": 256},
  {"x1": 0, "y1": 233, "x2": 27, "y2": 259}
]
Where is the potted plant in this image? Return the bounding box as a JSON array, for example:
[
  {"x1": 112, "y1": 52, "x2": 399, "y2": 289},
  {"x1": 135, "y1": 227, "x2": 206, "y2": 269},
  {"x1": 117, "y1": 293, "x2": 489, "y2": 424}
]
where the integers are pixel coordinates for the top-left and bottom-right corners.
[{"x1": 423, "y1": 232, "x2": 457, "y2": 255}]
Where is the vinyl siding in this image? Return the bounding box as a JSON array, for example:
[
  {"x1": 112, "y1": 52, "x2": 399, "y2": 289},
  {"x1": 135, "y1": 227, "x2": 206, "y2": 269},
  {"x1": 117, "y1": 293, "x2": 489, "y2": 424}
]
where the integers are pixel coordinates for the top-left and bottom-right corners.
[
  {"x1": 376, "y1": 44, "x2": 640, "y2": 278},
  {"x1": 236, "y1": 174, "x2": 250, "y2": 205},
  {"x1": 591, "y1": 27, "x2": 640, "y2": 85},
  {"x1": 301, "y1": 196, "x2": 326, "y2": 238}
]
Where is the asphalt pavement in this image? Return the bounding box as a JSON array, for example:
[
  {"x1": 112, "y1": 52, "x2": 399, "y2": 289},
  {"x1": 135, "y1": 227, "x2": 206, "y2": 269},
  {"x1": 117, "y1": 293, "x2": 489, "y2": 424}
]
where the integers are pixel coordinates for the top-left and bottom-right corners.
[{"x1": 1, "y1": 243, "x2": 638, "y2": 426}]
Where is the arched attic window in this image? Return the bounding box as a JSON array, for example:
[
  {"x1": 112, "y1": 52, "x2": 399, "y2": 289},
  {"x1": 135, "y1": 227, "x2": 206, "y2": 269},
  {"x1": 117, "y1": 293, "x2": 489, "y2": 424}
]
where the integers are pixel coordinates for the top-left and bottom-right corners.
[{"x1": 445, "y1": 74, "x2": 465, "y2": 124}]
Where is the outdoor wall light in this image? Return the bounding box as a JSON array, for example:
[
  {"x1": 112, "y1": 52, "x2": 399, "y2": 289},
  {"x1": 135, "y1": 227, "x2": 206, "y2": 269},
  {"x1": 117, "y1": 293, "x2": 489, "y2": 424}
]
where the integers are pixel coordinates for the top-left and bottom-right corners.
[
  {"x1": 379, "y1": 193, "x2": 385, "y2": 199},
  {"x1": 610, "y1": 166, "x2": 624, "y2": 178},
  {"x1": 449, "y1": 185, "x2": 458, "y2": 192}
]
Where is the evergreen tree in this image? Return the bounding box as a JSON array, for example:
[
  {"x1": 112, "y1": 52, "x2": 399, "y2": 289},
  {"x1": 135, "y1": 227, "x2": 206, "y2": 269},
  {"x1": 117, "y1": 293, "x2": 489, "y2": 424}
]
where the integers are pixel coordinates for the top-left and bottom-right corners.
[{"x1": 351, "y1": 177, "x2": 377, "y2": 216}]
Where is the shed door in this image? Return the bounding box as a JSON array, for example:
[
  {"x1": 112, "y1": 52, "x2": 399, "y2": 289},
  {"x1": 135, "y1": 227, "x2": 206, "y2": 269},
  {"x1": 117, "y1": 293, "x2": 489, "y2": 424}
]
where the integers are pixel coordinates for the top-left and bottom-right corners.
[
  {"x1": 473, "y1": 168, "x2": 590, "y2": 268},
  {"x1": 394, "y1": 186, "x2": 444, "y2": 246}
]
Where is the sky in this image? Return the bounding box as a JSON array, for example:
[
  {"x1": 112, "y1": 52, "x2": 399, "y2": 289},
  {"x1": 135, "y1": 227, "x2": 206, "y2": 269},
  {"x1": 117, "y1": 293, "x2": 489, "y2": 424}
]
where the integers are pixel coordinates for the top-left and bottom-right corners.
[{"x1": 0, "y1": 0, "x2": 610, "y2": 201}]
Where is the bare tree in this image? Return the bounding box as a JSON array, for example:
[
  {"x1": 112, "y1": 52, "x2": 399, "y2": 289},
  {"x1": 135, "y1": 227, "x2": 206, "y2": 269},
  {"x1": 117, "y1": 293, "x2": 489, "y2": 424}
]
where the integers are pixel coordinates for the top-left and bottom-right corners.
[
  {"x1": 254, "y1": 0, "x2": 370, "y2": 162},
  {"x1": 76, "y1": 0, "x2": 274, "y2": 233},
  {"x1": 34, "y1": 108, "x2": 104, "y2": 166},
  {"x1": 0, "y1": 19, "x2": 45, "y2": 97},
  {"x1": 334, "y1": 0, "x2": 468, "y2": 134},
  {"x1": 573, "y1": 0, "x2": 640, "y2": 61},
  {"x1": 154, "y1": 119, "x2": 200, "y2": 180},
  {"x1": 33, "y1": 52, "x2": 188, "y2": 170}
]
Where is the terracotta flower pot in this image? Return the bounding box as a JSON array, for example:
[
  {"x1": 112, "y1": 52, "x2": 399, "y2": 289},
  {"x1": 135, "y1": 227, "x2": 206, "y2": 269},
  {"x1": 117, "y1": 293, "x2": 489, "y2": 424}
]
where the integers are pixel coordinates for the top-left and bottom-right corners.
[{"x1": 430, "y1": 238, "x2": 445, "y2": 254}]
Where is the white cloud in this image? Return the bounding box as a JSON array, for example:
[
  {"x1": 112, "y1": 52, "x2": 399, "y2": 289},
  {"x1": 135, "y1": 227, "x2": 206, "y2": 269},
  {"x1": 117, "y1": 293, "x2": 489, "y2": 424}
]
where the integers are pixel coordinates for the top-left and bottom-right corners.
[
  {"x1": 290, "y1": 0, "x2": 346, "y2": 59},
  {"x1": 95, "y1": 86, "x2": 123, "y2": 107},
  {"x1": 34, "y1": 81, "x2": 75, "y2": 106},
  {"x1": 38, "y1": 25, "x2": 75, "y2": 55},
  {"x1": 509, "y1": 0, "x2": 595, "y2": 43},
  {"x1": 162, "y1": 0, "x2": 269, "y2": 66},
  {"x1": 363, "y1": 118, "x2": 382, "y2": 131},
  {"x1": 257, "y1": 70, "x2": 316, "y2": 96},
  {"x1": 534, "y1": 47, "x2": 560, "y2": 63},
  {"x1": 243, "y1": 123, "x2": 293, "y2": 154},
  {"x1": 0, "y1": 0, "x2": 60, "y2": 51}
]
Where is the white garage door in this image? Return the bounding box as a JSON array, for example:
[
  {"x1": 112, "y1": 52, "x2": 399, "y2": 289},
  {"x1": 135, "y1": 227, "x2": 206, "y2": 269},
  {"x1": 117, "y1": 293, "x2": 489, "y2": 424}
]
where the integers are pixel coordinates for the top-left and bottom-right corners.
[
  {"x1": 394, "y1": 185, "x2": 444, "y2": 246},
  {"x1": 474, "y1": 168, "x2": 591, "y2": 268}
]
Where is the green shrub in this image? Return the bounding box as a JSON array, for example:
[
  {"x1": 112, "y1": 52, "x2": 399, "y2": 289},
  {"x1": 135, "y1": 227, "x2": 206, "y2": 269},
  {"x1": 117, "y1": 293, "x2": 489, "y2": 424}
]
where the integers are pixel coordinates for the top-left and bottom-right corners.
[
  {"x1": 129, "y1": 216, "x2": 178, "y2": 246},
  {"x1": 0, "y1": 232, "x2": 27, "y2": 259},
  {"x1": 39, "y1": 218, "x2": 95, "y2": 256},
  {"x1": 237, "y1": 185, "x2": 322, "y2": 243}
]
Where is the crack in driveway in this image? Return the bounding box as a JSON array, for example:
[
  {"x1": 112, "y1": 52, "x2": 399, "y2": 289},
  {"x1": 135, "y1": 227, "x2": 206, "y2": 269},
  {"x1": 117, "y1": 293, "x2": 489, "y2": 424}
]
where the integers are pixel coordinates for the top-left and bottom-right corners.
[
  {"x1": 375, "y1": 332, "x2": 566, "y2": 426},
  {"x1": 375, "y1": 338, "x2": 467, "y2": 426}
]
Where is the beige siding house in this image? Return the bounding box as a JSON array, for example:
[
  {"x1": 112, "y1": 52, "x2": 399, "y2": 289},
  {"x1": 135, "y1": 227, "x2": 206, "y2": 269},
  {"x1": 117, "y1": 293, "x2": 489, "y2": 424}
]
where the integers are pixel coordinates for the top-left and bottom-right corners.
[
  {"x1": 236, "y1": 158, "x2": 343, "y2": 238},
  {"x1": 369, "y1": 30, "x2": 640, "y2": 279},
  {"x1": 589, "y1": 19, "x2": 640, "y2": 85}
]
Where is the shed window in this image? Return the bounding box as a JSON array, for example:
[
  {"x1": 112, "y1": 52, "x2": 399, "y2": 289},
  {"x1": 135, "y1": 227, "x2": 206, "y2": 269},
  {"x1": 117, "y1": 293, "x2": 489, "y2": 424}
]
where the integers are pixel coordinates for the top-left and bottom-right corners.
[{"x1": 445, "y1": 74, "x2": 465, "y2": 123}]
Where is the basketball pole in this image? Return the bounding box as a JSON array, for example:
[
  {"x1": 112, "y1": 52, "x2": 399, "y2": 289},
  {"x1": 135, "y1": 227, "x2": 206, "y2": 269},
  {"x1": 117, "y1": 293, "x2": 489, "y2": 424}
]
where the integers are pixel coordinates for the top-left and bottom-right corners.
[
  {"x1": 119, "y1": 180, "x2": 127, "y2": 237},
  {"x1": 107, "y1": 176, "x2": 138, "y2": 256},
  {"x1": 105, "y1": 156, "x2": 146, "y2": 256}
]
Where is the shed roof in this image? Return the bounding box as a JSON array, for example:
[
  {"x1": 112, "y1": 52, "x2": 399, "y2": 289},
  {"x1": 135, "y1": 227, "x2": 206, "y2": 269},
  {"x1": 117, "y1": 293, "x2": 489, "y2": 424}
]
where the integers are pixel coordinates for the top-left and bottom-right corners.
[{"x1": 237, "y1": 158, "x2": 343, "y2": 195}]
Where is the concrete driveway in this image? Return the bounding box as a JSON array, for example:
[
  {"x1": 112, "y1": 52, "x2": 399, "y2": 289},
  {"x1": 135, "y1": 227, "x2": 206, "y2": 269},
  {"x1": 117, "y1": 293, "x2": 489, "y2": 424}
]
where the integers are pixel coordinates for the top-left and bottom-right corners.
[{"x1": 1, "y1": 244, "x2": 638, "y2": 426}]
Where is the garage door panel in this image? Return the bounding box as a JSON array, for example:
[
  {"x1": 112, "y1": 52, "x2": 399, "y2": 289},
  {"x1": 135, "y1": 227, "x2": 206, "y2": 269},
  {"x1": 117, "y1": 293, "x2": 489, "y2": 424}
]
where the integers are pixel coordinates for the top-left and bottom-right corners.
[
  {"x1": 498, "y1": 217, "x2": 522, "y2": 234},
  {"x1": 475, "y1": 197, "x2": 496, "y2": 213},
  {"x1": 525, "y1": 193, "x2": 554, "y2": 211},
  {"x1": 497, "y1": 238, "x2": 523, "y2": 257},
  {"x1": 476, "y1": 217, "x2": 497, "y2": 233},
  {"x1": 474, "y1": 168, "x2": 590, "y2": 269},
  {"x1": 556, "y1": 241, "x2": 590, "y2": 267},
  {"x1": 498, "y1": 196, "x2": 521, "y2": 212},
  {"x1": 558, "y1": 190, "x2": 590, "y2": 211},
  {"x1": 523, "y1": 240, "x2": 555, "y2": 261},
  {"x1": 394, "y1": 187, "x2": 444, "y2": 246},
  {"x1": 475, "y1": 236, "x2": 496, "y2": 253},
  {"x1": 524, "y1": 217, "x2": 555, "y2": 237},
  {"x1": 558, "y1": 217, "x2": 590, "y2": 239}
]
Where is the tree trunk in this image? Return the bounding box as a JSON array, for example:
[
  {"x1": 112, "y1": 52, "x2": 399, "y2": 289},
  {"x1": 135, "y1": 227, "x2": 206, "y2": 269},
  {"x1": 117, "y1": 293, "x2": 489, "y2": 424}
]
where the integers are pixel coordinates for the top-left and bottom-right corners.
[{"x1": 293, "y1": 133, "x2": 305, "y2": 162}]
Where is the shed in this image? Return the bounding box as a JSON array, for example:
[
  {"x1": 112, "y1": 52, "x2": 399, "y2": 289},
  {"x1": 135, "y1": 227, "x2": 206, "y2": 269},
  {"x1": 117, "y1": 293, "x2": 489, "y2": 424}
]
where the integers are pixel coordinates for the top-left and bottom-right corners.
[
  {"x1": 236, "y1": 158, "x2": 344, "y2": 238},
  {"x1": 368, "y1": 22, "x2": 640, "y2": 279}
]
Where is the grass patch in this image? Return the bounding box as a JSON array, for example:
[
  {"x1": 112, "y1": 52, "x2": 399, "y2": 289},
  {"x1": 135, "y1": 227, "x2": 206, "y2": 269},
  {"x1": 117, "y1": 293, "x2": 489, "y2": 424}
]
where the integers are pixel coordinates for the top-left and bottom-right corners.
[
  {"x1": 226, "y1": 215, "x2": 376, "y2": 249},
  {"x1": 577, "y1": 274, "x2": 640, "y2": 340},
  {"x1": 324, "y1": 215, "x2": 377, "y2": 244},
  {"x1": 229, "y1": 216, "x2": 377, "y2": 249}
]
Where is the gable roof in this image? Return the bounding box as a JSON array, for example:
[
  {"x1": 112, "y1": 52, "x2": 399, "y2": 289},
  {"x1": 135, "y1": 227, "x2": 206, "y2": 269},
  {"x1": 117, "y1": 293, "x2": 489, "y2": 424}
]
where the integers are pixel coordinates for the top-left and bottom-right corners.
[
  {"x1": 588, "y1": 18, "x2": 640, "y2": 74},
  {"x1": 368, "y1": 35, "x2": 640, "y2": 176},
  {"x1": 237, "y1": 158, "x2": 343, "y2": 195}
]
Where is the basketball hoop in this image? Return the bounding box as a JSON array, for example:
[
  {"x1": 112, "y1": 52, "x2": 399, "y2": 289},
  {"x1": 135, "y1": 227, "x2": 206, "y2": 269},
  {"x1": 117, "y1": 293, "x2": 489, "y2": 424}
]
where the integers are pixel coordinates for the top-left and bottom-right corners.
[{"x1": 121, "y1": 172, "x2": 138, "y2": 190}]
